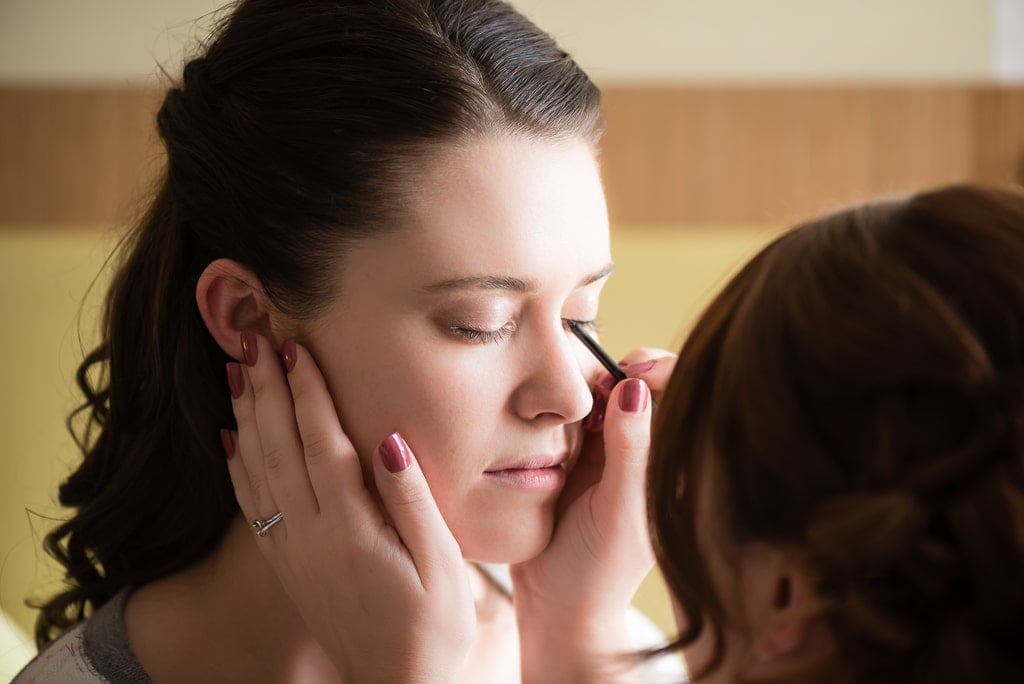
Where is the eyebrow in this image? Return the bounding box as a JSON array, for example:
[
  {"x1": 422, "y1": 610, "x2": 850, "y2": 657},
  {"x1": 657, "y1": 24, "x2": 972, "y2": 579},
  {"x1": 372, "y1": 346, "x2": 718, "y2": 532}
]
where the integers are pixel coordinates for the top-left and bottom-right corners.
[{"x1": 421, "y1": 262, "x2": 616, "y2": 294}]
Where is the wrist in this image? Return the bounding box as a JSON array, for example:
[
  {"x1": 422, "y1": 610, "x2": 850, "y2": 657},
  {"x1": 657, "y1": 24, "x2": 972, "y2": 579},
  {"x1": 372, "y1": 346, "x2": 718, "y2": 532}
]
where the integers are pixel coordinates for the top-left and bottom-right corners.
[{"x1": 516, "y1": 603, "x2": 634, "y2": 684}]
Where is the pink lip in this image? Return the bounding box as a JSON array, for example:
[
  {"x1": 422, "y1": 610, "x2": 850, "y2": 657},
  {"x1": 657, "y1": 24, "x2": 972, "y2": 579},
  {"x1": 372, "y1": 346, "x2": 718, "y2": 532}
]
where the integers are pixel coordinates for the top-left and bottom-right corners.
[{"x1": 484, "y1": 454, "x2": 570, "y2": 491}]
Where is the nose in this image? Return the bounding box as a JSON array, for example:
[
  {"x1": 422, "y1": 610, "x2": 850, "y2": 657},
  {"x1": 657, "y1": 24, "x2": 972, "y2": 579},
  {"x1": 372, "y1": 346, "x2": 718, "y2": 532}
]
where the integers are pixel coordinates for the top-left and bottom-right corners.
[{"x1": 510, "y1": 320, "x2": 596, "y2": 424}]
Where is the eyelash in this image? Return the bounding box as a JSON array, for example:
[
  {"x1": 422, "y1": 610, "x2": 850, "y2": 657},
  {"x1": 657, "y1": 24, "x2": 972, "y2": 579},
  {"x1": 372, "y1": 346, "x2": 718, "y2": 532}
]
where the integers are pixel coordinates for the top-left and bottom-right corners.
[{"x1": 449, "y1": 318, "x2": 597, "y2": 345}]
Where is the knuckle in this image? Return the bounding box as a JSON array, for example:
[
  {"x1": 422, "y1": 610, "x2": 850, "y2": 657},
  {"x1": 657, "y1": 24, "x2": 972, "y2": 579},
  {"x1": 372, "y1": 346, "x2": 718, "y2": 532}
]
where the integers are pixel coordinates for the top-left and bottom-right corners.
[
  {"x1": 289, "y1": 376, "x2": 315, "y2": 403},
  {"x1": 248, "y1": 474, "x2": 268, "y2": 504},
  {"x1": 391, "y1": 483, "x2": 430, "y2": 512},
  {"x1": 263, "y1": 446, "x2": 287, "y2": 476},
  {"x1": 607, "y1": 418, "x2": 651, "y2": 450},
  {"x1": 301, "y1": 433, "x2": 332, "y2": 466},
  {"x1": 605, "y1": 428, "x2": 651, "y2": 464},
  {"x1": 248, "y1": 372, "x2": 271, "y2": 400}
]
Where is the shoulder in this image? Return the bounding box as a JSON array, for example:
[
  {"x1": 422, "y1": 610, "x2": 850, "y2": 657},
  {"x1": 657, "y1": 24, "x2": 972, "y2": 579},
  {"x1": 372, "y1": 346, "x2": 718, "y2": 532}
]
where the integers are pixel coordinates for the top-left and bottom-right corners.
[
  {"x1": 12, "y1": 623, "x2": 103, "y2": 684},
  {"x1": 14, "y1": 589, "x2": 151, "y2": 684}
]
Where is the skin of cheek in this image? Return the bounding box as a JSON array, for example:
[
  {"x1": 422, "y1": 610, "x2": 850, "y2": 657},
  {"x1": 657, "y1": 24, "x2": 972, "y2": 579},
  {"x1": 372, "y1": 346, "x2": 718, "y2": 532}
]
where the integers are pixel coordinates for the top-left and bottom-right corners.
[{"x1": 304, "y1": 308, "x2": 571, "y2": 563}]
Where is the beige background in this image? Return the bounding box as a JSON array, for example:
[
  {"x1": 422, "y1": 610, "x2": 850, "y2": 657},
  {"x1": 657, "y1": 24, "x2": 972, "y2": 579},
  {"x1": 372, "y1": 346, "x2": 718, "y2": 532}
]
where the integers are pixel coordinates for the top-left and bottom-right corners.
[
  {"x1": 2, "y1": 0, "x2": 1023, "y2": 678},
  {"x1": 0, "y1": 0, "x2": 1003, "y2": 84}
]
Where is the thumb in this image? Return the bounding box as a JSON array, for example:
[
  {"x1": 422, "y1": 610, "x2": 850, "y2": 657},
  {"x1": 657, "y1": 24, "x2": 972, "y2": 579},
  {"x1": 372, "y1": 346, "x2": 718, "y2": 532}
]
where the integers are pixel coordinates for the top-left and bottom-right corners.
[
  {"x1": 372, "y1": 431, "x2": 462, "y2": 581},
  {"x1": 600, "y1": 378, "x2": 653, "y2": 507}
]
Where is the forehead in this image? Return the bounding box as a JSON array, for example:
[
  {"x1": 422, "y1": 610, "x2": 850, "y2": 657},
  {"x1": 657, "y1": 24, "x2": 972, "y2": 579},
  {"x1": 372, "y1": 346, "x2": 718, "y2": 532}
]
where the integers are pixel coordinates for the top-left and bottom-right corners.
[{"x1": 396, "y1": 134, "x2": 611, "y2": 277}]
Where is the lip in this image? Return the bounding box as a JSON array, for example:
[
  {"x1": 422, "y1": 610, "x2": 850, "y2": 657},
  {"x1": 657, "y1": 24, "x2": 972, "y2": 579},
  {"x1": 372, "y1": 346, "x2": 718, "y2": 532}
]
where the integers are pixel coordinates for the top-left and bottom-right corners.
[
  {"x1": 483, "y1": 453, "x2": 570, "y2": 491},
  {"x1": 486, "y1": 454, "x2": 568, "y2": 471}
]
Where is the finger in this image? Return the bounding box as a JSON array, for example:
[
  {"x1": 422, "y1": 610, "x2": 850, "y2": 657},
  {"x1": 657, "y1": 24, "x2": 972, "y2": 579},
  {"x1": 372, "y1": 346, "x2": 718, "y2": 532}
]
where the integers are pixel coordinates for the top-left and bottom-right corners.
[
  {"x1": 599, "y1": 378, "x2": 653, "y2": 510},
  {"x1": 285, "y1": 341, "x2": 374, "y2": 518},
  {"x1": 222, "y1": 428, "x2": 257, "y2": 521},
  {"x1": 371, "y1": 431, "x2": 462, "y2": 587},
  {"x1": 242, "y1": 332, "x2": 319, "y2": 523},
  {"x1": 229, "y1": 361, "x2": 278, "y2": 520},
  {"x1": 617, "y1": 346, "x2": 673, "y2": 367},
  {"x1": 619, "y1": 352, "x2": 677, "y2": 396}
]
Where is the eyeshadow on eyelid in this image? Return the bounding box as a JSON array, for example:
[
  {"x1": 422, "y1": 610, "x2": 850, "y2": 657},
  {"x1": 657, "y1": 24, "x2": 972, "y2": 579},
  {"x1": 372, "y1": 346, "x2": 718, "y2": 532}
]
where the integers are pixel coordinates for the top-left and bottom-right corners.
[{"x1": 432, "y1": 307, "x2": 511, "y2": 330}]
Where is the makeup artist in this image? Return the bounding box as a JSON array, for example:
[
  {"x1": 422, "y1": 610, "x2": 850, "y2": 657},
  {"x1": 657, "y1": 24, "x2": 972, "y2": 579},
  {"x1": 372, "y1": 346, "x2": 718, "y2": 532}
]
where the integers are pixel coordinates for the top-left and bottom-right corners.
[
  {"x1": 18, "y1": 1, "x2": 681, "y2": 682},
  {"x1": 645, "y1": 184, "x2": 1024, "y2": 683}
]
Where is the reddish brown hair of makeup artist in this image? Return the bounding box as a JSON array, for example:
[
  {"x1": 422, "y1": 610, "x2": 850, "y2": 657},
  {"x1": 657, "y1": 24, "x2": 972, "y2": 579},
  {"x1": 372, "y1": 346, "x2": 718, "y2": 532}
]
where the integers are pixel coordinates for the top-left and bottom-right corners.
[{"x1": 648, "y1": 184, "x2": 1024, "y2": 683}]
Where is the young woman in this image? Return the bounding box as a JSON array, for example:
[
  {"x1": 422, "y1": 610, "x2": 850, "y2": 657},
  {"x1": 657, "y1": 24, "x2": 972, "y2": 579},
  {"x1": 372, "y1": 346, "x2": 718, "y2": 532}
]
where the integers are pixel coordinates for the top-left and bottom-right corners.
[
  {"x1": 18, "y1": 0, "x2": 681, "y2": 681},
  {"x1": 648, "y1": 184, "x2": 1024, "y2": 683}
]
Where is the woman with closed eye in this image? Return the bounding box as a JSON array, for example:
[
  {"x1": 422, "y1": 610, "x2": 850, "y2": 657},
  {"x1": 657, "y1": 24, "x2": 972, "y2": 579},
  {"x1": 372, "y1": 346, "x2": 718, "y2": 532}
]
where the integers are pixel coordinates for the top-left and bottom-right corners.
[{"x1": 17, "y1": 1, "x2": 682, "y2": 682}]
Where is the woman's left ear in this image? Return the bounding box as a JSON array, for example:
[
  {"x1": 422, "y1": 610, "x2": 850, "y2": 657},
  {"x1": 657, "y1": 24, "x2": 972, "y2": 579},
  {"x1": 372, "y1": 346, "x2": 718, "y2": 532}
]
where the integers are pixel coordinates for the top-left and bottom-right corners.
[
  {"x1": 196, "y1": 258, "x2": 277, "y2": 361},
  {"x1": 741, "y1": 545, "x2": 825, "y2": 662}
]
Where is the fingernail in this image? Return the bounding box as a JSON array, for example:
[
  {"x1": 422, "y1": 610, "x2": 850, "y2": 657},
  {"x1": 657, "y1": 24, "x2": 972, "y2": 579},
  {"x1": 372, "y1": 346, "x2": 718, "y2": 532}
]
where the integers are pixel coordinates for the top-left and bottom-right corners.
[
  {"x1": 240, "y1": 331, "x2": 258, "y2": 366},
  {"x1": 282, "y1": 339, "x2": 297, "y2": 373},
  {"x1": 584, "y1": 391, "x2": 607, "y2": 432},
  {"x1": 227, "y1": 362, "x2": 245, "y2": 399},
  {"x1": 379, "y1": 431, "x2": 410, "y2": 473},
  {"x1": 595, "y1": 372, "x2": 617, "y2": 392},
  {"x1": 618, "y1": 378, "x2": 649, "y2": 413},
  {"x1": 624, "y1": 360, "x2": 656, "y2": 376},
  {"x1": 220, "y1": 429, "x2": 235, "y2": 460}
]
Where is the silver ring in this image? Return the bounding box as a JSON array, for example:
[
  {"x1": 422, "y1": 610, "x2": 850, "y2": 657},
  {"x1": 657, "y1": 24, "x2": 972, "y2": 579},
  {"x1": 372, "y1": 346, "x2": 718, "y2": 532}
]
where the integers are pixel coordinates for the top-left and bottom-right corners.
[{"x1": 251, "y1": 512, "x2": 284, "y2": 537}]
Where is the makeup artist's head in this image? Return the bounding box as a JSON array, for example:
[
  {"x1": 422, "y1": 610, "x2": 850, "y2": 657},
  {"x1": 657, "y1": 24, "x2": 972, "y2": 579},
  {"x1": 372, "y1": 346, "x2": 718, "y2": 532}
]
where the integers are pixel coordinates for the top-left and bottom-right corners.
[
  {"x1": 37, "y1": 0, "x2": 604, "y2": 644},
  {"x1": 648, "y1": 184, "x2": 1024, "y2": 683}
]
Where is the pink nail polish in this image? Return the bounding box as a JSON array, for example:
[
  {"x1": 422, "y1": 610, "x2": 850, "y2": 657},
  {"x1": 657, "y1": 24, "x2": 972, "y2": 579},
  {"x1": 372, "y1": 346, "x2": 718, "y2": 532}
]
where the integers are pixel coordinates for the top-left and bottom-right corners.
[
  {"x1": 282, "y1": 339, "x2": 297, "y2": 373},
  {"x1": 618, "y1": 378, "x2": 649, "y2": 413},
  {"x1": 379, "y1": 432, "x2": 410, "y2": 473},
  {"x1": 226, "y1": 362, "x2": 245, "y2": 399},
  {"x1": 220, "y1": 429, "x2": 236, "y2": 460},
  {"x1": 624, "y1": 360, "x2": 656, "y2": 376},
  {"x1": 240, "y1": 331, "x2": 258, "y2": 366}
]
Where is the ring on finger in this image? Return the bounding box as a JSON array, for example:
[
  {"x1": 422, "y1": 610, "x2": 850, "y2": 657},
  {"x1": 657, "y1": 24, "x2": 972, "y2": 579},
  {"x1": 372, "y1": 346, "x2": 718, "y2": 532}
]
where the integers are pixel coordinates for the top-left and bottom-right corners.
[{"x1": 251, "y1": 512, "x2": 284, "y2": 537}]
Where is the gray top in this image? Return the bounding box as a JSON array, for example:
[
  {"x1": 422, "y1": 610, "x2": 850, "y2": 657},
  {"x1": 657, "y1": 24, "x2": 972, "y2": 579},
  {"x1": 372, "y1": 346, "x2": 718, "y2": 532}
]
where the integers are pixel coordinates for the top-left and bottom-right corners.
[
  {"x1": 15, "y1": 575, "x2": 687, "y2": 683},
  {"x1": 14, "y1": 589, "x2": 151, "y2": 684}
]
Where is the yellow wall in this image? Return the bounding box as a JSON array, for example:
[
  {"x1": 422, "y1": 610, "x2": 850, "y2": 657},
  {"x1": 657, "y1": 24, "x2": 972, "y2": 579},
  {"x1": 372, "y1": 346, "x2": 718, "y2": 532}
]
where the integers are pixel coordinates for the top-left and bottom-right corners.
[{"x1": 0, "y1": 228, "x2": 119, "y2": 678}]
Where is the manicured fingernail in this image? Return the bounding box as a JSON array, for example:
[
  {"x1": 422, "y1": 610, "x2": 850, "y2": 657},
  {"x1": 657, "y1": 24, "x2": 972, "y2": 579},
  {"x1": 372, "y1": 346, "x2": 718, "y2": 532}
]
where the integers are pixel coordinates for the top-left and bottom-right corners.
[
  {"x1": 584, "y1": 391, "x2": 607, "y2": 431},
  {"x1": 240, "y1": 331, "x2": 258, "y2": 366},
  {"x1": 618, "y1": 378, "x2": 649, "y2": 413},
  {"x1": 220, "y1": 429, "x2": 235, "y2": 460},
  {"x1": 379, "y1": 432, "x2": 410, "y2": 473},
  {"x1": 624, "y1": 360, "x2": 656, "y2": 376},
  {"x1": 227, "y1": 362, "x2": 245, "y2": 399},
  {"x1": 282, "y1": 339, "x2": 297, "y2": 373},
  {"x1": 595, "y1": 372, "x2": 617, "y2": 392}
]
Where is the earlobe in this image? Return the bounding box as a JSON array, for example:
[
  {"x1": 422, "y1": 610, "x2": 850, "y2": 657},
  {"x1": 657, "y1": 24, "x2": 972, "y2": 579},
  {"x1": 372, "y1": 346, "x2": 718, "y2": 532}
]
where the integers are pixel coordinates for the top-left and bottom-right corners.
[
  {"x1": 755, "y1": 575, "x2": 808, "y2": 658},
  {"x1": 748, "y1": 549, "x2": 824, "y2": 662},
  {"x1": 196, "y1": 258, "x2": 274, "y2": 361}
]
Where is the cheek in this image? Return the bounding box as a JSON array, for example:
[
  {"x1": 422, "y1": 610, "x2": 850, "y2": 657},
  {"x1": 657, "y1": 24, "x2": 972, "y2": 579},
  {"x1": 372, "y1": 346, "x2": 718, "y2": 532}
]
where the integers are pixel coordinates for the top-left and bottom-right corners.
[{"x1": 314, "y1": 327, "x2": 507, "y2": 473}]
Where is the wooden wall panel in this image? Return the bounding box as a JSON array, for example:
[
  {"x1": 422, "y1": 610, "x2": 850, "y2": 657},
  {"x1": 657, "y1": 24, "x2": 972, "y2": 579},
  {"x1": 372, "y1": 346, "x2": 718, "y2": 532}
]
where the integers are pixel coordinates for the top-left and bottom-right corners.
[
  {"x1": 0, "y1": 88, "x2": 163, "y2": 226},
  {"x1": 972, "y1": 87, "x2": 1024, "y2": 185},
  {"x1": 599, "y1": 87, "x2": 988, "y2": 224},
  {"x1": 0, "y1": 85, "x2": 1022, "y2": 227}
]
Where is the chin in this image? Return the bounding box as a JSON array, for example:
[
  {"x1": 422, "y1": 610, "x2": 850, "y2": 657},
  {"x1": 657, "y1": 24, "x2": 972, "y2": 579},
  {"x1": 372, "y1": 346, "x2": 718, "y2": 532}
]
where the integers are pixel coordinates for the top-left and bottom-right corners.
[{"x1": 458, "y1": 511, "x2": 555, "y2": 564}]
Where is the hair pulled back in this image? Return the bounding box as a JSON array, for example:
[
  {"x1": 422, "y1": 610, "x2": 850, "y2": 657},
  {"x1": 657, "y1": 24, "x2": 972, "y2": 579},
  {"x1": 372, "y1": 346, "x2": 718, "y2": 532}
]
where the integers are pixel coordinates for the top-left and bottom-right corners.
[
  {"x1": 36, "y1": 0, "x2": 600, "y2": 646},
  {"x1": 648, "y1": 184, "x2": 1024, "y2": 682}
]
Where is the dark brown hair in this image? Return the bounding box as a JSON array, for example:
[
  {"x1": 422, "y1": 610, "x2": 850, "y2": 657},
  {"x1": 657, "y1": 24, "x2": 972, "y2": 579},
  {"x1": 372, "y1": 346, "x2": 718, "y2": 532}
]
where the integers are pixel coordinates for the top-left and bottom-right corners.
[
  {"x1": 648, "y1": 184, "x2": 1024, "y2": 682},
  {"x1": 35, "y1": 0, "x2": 600, "y2": 646}
]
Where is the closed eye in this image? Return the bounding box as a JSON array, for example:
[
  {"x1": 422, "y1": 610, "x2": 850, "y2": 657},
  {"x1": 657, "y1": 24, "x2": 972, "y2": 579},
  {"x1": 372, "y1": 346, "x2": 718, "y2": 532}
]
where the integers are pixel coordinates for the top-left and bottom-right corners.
[{"x1": 448, "y1": 321, "x2": 517, "y2": 344}]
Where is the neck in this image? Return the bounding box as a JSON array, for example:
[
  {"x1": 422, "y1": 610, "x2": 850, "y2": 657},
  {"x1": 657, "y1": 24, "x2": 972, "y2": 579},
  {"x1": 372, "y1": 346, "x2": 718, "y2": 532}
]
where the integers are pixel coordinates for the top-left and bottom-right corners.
[{"x1": 125, "y1": 513, "x2": 514, "y2": 683}]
